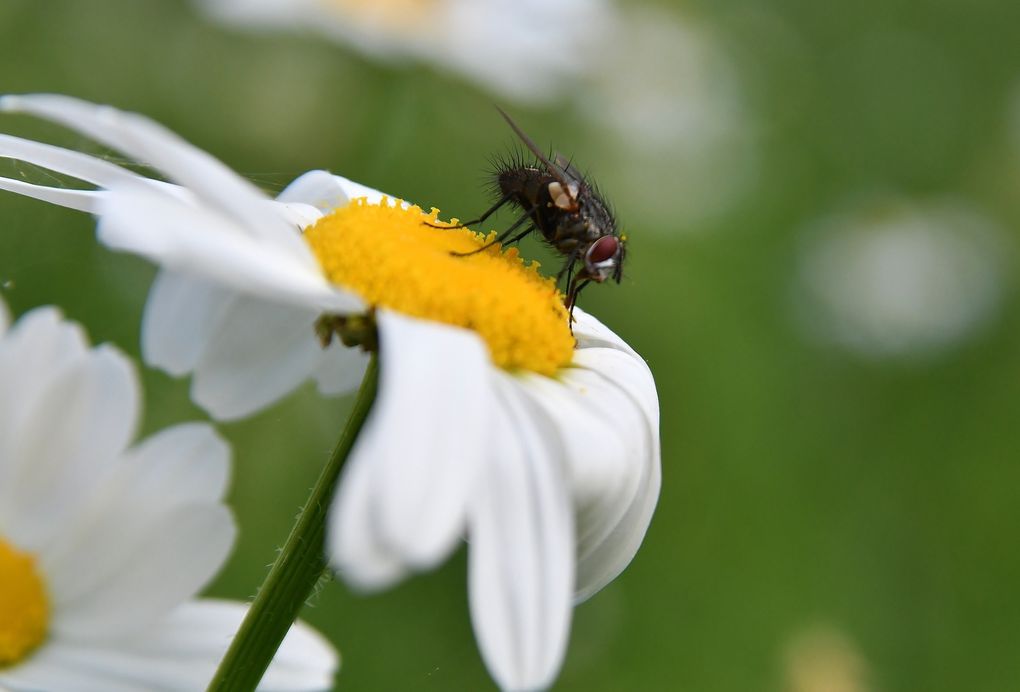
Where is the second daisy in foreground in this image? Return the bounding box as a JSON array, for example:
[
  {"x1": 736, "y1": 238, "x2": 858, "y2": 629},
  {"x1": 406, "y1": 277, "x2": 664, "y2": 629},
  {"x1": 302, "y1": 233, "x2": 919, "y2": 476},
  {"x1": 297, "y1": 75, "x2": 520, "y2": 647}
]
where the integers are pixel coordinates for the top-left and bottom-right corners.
[
  {"x1": 0, "y1": 95, "x2": 661, "y2": 691},
  {"x1": 0, "y1": 297, "x2": 338, "y2": 691}
]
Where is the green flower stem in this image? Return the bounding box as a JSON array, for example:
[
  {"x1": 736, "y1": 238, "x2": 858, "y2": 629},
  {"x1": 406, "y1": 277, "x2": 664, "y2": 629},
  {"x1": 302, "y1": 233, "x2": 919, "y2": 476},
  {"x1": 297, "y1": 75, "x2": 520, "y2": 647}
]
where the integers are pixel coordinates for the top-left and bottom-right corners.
[{"x1": 207, "y1": 354, "x2": 379, "y2": 692}]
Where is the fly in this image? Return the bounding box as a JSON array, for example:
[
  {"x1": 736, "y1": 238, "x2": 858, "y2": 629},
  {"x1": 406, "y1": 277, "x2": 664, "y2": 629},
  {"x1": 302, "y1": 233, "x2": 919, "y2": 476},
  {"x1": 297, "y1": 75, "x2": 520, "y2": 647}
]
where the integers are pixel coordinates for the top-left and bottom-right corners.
[{"x1": 439, "y1": 108, "x2": 626, "y2": 323}]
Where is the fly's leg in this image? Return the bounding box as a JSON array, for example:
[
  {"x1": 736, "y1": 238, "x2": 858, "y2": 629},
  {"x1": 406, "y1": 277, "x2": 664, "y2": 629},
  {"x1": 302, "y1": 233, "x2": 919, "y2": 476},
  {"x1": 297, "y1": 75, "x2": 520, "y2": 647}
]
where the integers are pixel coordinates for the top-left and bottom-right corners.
[
  {"x1": 556, "y1": 246, "x2": 581, "y2": 288},
  {"x1": 450, "y1": 206, "x2": 537, "y2": 257},
  {"x1": 565, "y1": 276, "x2": 592, "y2": 331},
  {"x1": 425, "y1": 191, "x2": 515, "y2": 230}
]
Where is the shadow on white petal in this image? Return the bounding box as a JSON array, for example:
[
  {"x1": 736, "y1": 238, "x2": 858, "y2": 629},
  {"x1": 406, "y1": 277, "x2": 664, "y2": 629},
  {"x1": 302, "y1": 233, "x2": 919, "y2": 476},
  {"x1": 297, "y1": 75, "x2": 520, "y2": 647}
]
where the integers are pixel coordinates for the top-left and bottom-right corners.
[
  {"x1": 517, "y1": 368, "x2": 644, "y2": 596},
  {"x1": 568, "y1": 348, "x2": 661, "y2": 602},
  {"x1": 571, "y1": 307, "x2": 640, "y2": 358},
  {"x1": 328, "y1": 311, "x2": 487, "y2": 588},
  {"x1": 190, "y1": 297, "x2": 328, "y2": 421},
  {"x1": 142, "y1": 270, "x2": 236, "y2": 376},
  {"x1": 469, "y1": 374, "x2": 574, "y2": 691}
]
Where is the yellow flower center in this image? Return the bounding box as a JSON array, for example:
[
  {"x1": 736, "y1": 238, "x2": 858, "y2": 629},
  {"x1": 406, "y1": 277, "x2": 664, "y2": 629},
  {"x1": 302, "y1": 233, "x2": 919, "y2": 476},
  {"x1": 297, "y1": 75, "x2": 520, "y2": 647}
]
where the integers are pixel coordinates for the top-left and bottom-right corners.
[
  {"x1": 0, "y1": 536, "x2": 49, "y2": 667},
  {"x1": 305, "y1": 199, "x2": 575, "y2": 375}
]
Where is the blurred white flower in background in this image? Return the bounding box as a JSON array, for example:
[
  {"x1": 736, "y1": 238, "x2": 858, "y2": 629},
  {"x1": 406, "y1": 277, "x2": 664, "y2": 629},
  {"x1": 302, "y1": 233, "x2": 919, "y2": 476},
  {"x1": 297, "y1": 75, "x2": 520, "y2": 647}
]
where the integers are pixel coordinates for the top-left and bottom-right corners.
[
  {"x1": 577, "y1": 6, "x2": 755, "y2": 228},
  {"x1": 0, "y1": 299, "x2": 338, "y2": 691},
  {"x1": 193, "y1": 0, "x2": 756, "y2": 227},
  {"x1": 795, "y1": 199, "x2": 1008, "y2": 359},
  {"x1": 196, "y1": 0, "x2": 611, "y2": 104}
]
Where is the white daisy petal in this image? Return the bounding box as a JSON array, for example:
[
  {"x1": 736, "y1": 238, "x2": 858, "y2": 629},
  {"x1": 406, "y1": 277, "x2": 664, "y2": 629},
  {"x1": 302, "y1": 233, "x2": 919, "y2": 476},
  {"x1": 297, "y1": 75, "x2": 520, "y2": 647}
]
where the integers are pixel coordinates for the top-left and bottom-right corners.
[
  {"x1": 97, "y1": 184, "x2": 360, "y2": 312},
  {"x1": 118, "y1": 422, "x2": 232, "y2": 507},
  {"x1": 144, "y1": 269, "x2": 367, "y2": 416},
  {"x1": 1, "y1": 601, "x2": 336, "y2": 692},
  {"x1": 0, "y1": 308, "x2": 89, "y2": 433},
  {"x1": 141, "y1": 270, "x2": 236, "y2": 376},
  {"x1": 0, "y1": 295, "x2": 9, "y2": 333},
  {"x1": 0, "y1": 132, "x2": 150, "y2": 187},
  {"x1": 46, "y1": 503, "x2": 236, "y2": 638},
  {"x1": 0, "y1": 93, "x2": 309, "y2": 258},
  {"x1": 516, "y1": 368, "x2": 643, "y2": 595},
  {"x1": 0, "y1": 308, "x2": 89, "y2": 490},
  {"x1": 148, "y1": 600, "x2": 338, "y2": 692},
  {"x1": 469, "y1": 374, "x2": 574, "y2": 691},
  {"x1": 2, "y1": 344, "x2": 139, "y2": 552},
  {"x1": 188, "y1": 296, "x2": 327, "y2": 421},
  {"x1": 277, "y1": 169, "x2": 388, "y2": 212},
  {"x1": 329, "y1": 311, "x2": 488, "y2": 590},
  {"x1": 0, "y1": 268, "x2": 337, "y2": 692},
  {"x1": 568, "y1": 348, "x2": 661, "y2": 602},
  {"x1": 0, "y1": 177, "x2": 102, "y2": 212},
  {"x1": 571, "y1": 306, "x2": 641, "y2": 358}
]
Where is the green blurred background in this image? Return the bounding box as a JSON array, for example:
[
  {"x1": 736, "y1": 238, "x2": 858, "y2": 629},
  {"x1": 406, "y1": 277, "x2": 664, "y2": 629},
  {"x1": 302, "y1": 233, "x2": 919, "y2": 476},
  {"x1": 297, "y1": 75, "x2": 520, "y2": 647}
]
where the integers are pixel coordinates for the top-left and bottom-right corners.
[{"x1": 2, "y1": 0, "x2": 1020, "y2": 689}]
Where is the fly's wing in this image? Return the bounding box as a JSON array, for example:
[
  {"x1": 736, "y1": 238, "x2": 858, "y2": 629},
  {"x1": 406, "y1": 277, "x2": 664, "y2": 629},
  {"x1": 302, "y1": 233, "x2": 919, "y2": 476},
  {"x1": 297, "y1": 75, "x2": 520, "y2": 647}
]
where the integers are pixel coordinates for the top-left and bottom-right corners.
[
  {"x1": 496, "y1": 106, "x2": 572, "y2": 187},
  {"x1": 553, "y1": 152, "x2": 584, "y2": 186}
]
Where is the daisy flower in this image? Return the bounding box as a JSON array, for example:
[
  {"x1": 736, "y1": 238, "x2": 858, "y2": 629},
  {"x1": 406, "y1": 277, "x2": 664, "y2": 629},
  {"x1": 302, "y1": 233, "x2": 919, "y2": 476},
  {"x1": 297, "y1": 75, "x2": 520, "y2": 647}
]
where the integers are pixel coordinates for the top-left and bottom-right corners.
[
  {"x1": 795, "y1": 198, "x2": 1006, "y2": 359},
  {"x1": 0, "y1": 94, "x2": 660, "y2": 690},
  {"x1": 194, "y1": 0, "x2": 611, "y2": 103},
  {"x1": 0, "y1": 297, "x2": 338, "y2": 691}
]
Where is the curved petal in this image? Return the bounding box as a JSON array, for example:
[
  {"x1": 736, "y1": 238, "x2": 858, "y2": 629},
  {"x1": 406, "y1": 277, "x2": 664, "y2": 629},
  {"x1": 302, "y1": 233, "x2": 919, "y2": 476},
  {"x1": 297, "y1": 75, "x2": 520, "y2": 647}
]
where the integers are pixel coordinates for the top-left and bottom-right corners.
[
  {"x1": 96, "y1": 183, "x2": 361, "y2": 313},
  {"x1": 277, "y1": 170, "x2": 395, "y2": 209},
  {"x1": 468, "y1": 373, "x2": 574, "y2": 692},
  {"x1": 0, "y1": 176, "x2": 102, "y2": 212},
  {"x1": 0, "y1": 132, "x2": 150, "y2": 188},
  {"x1": 144, "y1": 270, "x2": 367, "y2": 417},
  {"x1": 515, "y1": 368, "x2": 643, "y2": 593},
  {"x1": 0, "y1": 601, "x2": 336, "y2": 692},
  {"x1": 328, "y1": 310, "x2": 489, "y2": 590},
  {"x1": 141, "y1": 270, "x2": 236, "y2": 376},
  {"x1": 188, "y1": 297, "x2": 328, "y2": 421},
  {"x1": 567, "y1": 346, "x2": 661, "y2": 602},
  {"x1": 0, "y1": 94, "x2": 310, "y2": 260},
  {"x1": 571, "y1": 306, "x2": 641, "y2": 359}
]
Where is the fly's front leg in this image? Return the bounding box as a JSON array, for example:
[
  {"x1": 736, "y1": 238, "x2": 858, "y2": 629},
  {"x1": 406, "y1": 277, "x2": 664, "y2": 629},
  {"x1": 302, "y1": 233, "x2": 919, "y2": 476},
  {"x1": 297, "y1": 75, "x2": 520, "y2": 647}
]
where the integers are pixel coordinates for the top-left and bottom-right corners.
[
  {"x1": 425, "y1": 190, "x2": 515, "y2": 230},
  {"x1": 565, "y1": 276, "x2": 591, "y2": 331},
  {"x1": 451, "y1": 205, "x2": 537, "y2": 257}
]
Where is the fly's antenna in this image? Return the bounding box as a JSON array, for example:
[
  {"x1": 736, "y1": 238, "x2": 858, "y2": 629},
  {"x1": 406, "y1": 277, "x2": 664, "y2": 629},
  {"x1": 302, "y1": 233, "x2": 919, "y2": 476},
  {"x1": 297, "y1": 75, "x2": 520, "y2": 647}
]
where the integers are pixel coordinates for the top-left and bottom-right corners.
[{"x1": 495, "y1": 106, "x2": 570, "y2": 186}]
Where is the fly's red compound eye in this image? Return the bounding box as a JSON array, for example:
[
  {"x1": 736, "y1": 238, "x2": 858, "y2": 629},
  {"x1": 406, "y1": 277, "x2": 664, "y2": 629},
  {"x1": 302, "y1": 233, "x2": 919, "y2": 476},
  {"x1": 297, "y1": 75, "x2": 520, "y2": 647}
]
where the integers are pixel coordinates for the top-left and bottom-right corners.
[{"x1": 587, "y1": 235, "x2": 619, "y2": 264}]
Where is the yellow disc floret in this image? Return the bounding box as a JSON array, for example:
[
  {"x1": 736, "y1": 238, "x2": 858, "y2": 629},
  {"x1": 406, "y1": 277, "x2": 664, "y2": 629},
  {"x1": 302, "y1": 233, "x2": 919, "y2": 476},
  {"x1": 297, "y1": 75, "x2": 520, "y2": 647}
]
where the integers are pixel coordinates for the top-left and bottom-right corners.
[
  {"x1": 0, "y1": 536, "x2": 48, "y2": 666},
  {"x1": 305, "y1": 198, "x2": 575, "y2": 375}
]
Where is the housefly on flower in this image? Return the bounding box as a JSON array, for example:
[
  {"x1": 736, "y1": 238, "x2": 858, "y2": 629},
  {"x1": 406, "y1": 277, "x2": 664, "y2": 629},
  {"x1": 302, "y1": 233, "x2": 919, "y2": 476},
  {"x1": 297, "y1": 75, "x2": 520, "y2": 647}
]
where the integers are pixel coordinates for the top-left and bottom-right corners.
[{"x1": 437, "y1": 108, "x2": 626, "y2": 321}]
